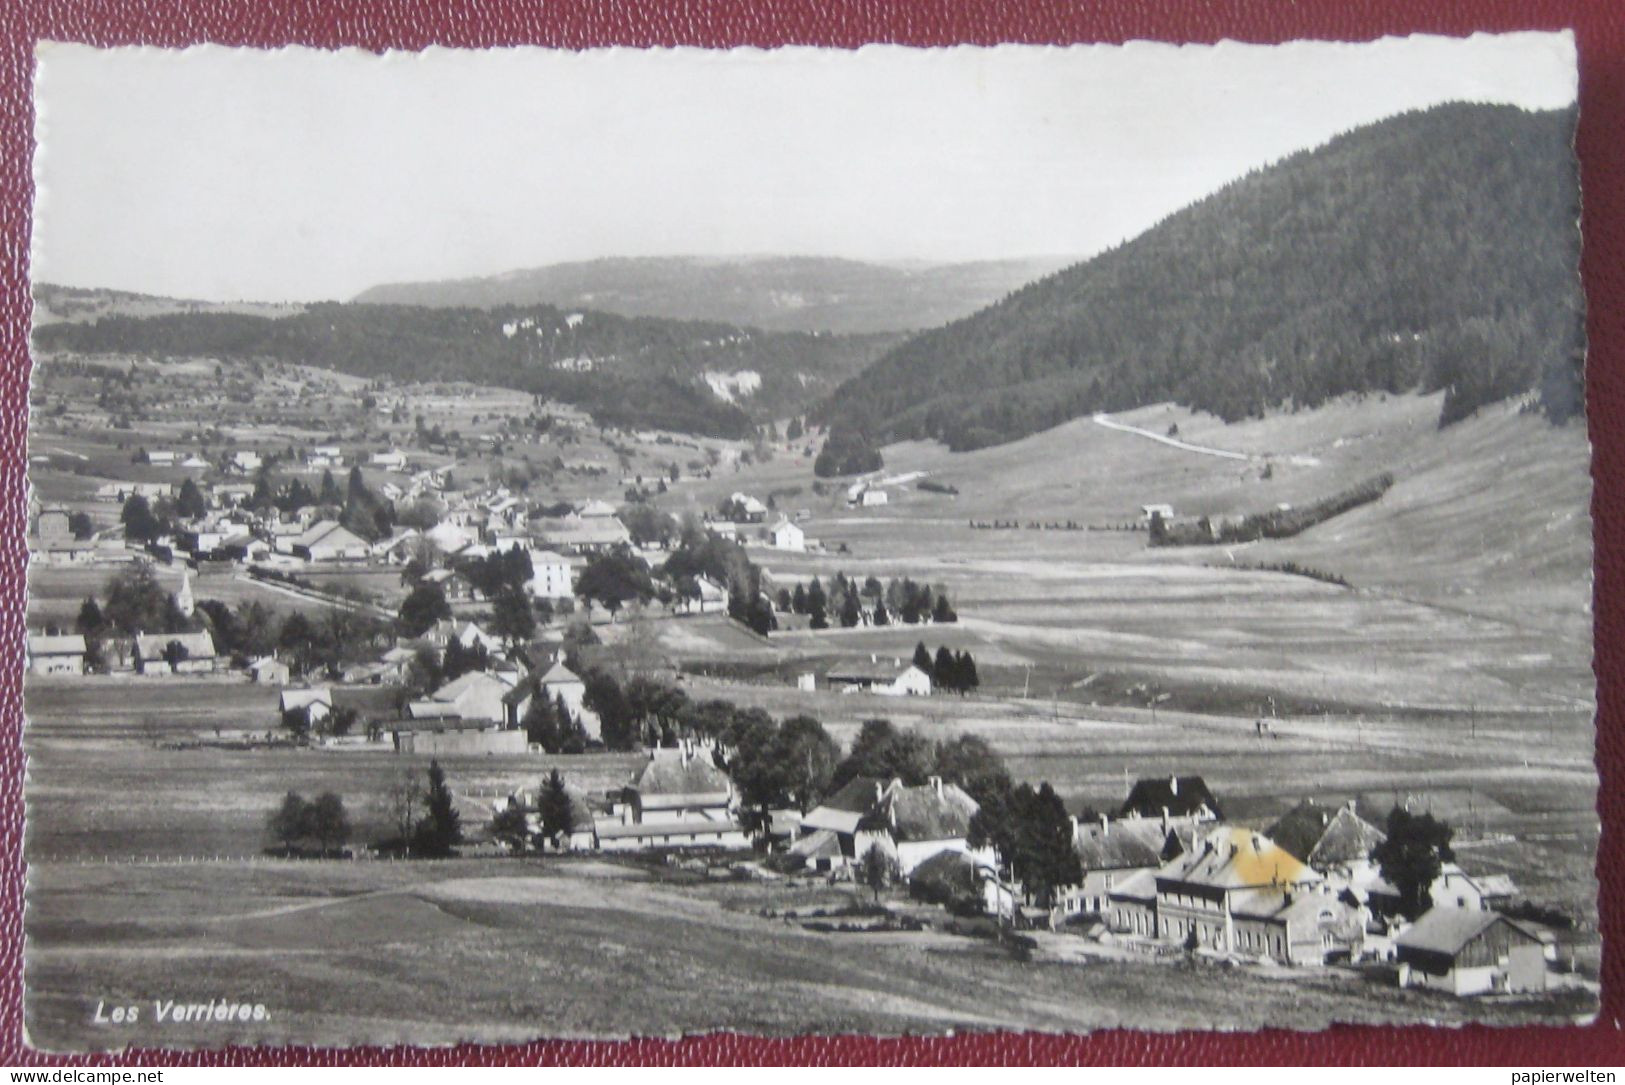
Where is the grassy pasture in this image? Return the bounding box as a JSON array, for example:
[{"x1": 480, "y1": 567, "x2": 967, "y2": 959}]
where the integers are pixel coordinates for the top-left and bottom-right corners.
[
  {"x1": 24, "y1": 678, "x2": 645, "y2": 863},
  {"x1": 24, "y1": 858, "x2": 1593, "y2": 1051}
]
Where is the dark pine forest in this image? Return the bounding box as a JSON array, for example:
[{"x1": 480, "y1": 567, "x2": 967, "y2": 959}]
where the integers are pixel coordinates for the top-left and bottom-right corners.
[{"x1": 817, "y1": 103, "x2": 1584, "y2": 452}]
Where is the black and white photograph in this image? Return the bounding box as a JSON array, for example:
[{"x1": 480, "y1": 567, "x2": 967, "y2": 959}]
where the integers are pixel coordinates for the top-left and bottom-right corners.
[{"x1": 21, "y1": 35, "x2": 1596, "y2": 1049}]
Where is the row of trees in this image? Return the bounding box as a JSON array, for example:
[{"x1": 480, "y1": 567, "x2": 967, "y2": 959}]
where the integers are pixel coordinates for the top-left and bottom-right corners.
[
  {"x1": 520, "y1": 689, "x2": 591, "y2": 754},
  {"x1": 782, "y1": 574, "x2": 956, "y2": 629},
  {"x1": 266, "y1": 791, "x2": 352, "y2": 856},
  {"x1": 910, "y1": 642, "x2": 981, "y2": 694}
]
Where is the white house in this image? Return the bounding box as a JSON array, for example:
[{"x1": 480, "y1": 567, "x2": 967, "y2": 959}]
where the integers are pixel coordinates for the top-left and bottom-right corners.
[
  {"x1": 596, "y1": 742, "x2": 748, "y2": 851},
  {"x1": 408, "y1": 669, "x2": 522, "y2": 725},
  {"x1": 248, "y1": 656, "x2": 291, "y2": 685},
  {"x1": 537, "y1": 660, "x2": 600, "y2": 741},
  {"x1": 369, "y1": 449, "x2": 408, "y2": 471},
  {"x1": 860, "y1": 489, "x2": 889, "y2": 507},
  {"x1": 727, "y1": 492, "x2": 768, "y2": 523},
  {"x1": 768, "y1": 518, "x2": 805, "y2": 552},
  {"x1": 527, "y1": 550, "x2": 574, "y2": 599},
  {"x1": 307, "y1": 445, "x2": 343, "y2": 469},
  {"x1": 27, "y1": 633, "x2": 87, "y2": 676},
  {"x1": 796, "y1": 775, "x2": 987, "y2": 876},
  {"x1": 231, "y1": 450, "x2": 263, "y2": 474},
  {"x1": 576, "y1": 499, "x2": 618, "y2": 519},
  {"x1": 824, "y1": 659, "x2": 932, "y2": 697},
  {"x1": 288, "y1": 520, "x2": 370, "y2": 562},
  {"x1": 133, "y1": 631, "x2": 218, "y2": 675},
  {"x1": 1141, "y1": 503, "x2": 1176, "y2": 524}
]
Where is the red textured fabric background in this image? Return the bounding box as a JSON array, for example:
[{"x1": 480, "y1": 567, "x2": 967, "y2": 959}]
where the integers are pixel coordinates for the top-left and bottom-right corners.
[{"x1": 1, "y1": 0, "x2": 1621, "y2": 1067}]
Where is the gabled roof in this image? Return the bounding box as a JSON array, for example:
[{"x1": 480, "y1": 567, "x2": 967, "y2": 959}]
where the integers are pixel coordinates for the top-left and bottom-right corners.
[
  {"x1": 816, "y1": 776, "x2": 890, "y2": 815},
  {"x1": 539, "y1": 661, "x2": 583, "y2": 687},
  {"x1": 1120, "y1": 776, "x2": 1223, "y2": 820},
  {"x1": 1266, "y1": 800, "x2": 1386, "y2": 868},
  {"x1": 509, "y1": 781, "x2": 597, "y2": 827},
  {"x1": 861, "y1": 780, "x2": 979, "y2": 842},
  {"x1": 429, "y1": 669, "x2": 517, "y2": 703},
  {"x1": 826, "y1": 660, "x2": 920, "y2": 683},
  {"x1": 1108, "y1": 867, "x2": 1158, "y2": 902},
  {"x1": 789, "y1": 827, "x2": 843, "y2": 860},
  {"x1": 1395, "y1": 907, "x2": 1542, "y2": 958},
  {"x1": 280, "y1": 687, "x2": 331, "y2": 711},
  {"x1": 1226, "y1": 884, "x2": 1353, "y2": 923},
  {"x1": 28, "y1": 634, "x2": 87, "y2": 656},
  {"x1": 1157, "y1": 826, "x2": 1320, "y2": 892},
  {"x1": 800, "y1": 776, "x2": 890, "y2": 836},
  {"x1": 629, "y1": 747, "x2": 732, "y2": 804},
  {"x1": 293, "y1": 520, "x2": 367, "y2": 551},
  {"x1": 1073, "y1": 818, "x2": 1170, "y2": 871},
  {"x1": 500, "y1": 678, "x2": 536, "y2": 707},
  {"x1": 533, "y1": 517, "x2": 631, "y2": 546},
  {"x1": 134, "y1": 630, "x2": 217, "y2": 659}
]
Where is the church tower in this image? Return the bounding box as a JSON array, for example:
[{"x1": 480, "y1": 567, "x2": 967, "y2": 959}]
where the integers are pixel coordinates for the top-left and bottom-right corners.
[{"x1": 176, "y1": 570, "x2": 195, "y2": 618}]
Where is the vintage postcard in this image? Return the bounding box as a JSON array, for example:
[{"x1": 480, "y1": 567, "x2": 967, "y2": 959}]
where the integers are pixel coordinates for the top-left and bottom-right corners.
[{"x1": 22, "y1": 35, "x2": 1594, "y2": 1049}]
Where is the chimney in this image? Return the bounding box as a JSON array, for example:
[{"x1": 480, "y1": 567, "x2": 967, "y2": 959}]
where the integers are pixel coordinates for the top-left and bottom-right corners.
[
  {"x1": 929, "y1": 775, "x2": 942, "y2": 797},
  {"x1": 1099, "y1": 812, "x2": 1109, "y2": 837},
  {"x1": 870, "y1": 653, "x2": 878, "y2": 664},
  {"x1": 1169, "y1": 775, "x2": 1179, "y2": 797},
  {"x1": 1161, "y1": 806, "x2": 1170, "y2": 834},
  {"x1": 1068, "y1": 815, "x2": 1079, "y2": 841},
  {"x1": 873, "y1": 781, "x2": 883, "y2": 805}
]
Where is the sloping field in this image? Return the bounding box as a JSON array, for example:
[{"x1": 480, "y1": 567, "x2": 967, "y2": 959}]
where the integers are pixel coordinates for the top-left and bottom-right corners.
[{"x1": 25, "y1": 859, "x2": 1591, "y2": 1050}]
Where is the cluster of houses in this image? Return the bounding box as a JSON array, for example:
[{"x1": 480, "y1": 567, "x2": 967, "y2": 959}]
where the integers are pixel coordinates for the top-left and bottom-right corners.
[
  {"x1": 1043, "y1": 778, "x2": 1547, "y2": 996},
  {"x1": 706, "y1": 491, "x2": 817, "y2": 553},
  {"x1": 274, "y1": 620, "x2": 601, "y2": 756},
  {"x1": 502, "y1": 756, "x2": 1548, "y2": 999}
]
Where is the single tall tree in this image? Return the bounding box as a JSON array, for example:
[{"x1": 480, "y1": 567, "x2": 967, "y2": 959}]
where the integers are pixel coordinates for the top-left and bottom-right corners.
[
  {"x1": 859, "y1": 843, "x2": 898, "y2": 904},
  {"x1": 1372, "y1": 806, "x2": 1455, "y2": 919},
  {"x1": 912, "y1": 641, "x2": 934, "y2": 678},
  {"x1": 267, "y1": 791, "x2": 309, "y2": 853},
  {"x1": 538, "y1": 769, "x2": 578, "y2": 849},
  {"x1": 305, "y1": 792, "x2": 351, "y2": 855},
  {"x1": 414, "y1": 760, "x2": 463, "y2": 858}
]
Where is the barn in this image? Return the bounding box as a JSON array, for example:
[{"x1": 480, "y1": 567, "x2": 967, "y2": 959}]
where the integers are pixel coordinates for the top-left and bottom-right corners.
[{"x1": 1395, "y1": 908, "x2": 1548, "y2": 996}]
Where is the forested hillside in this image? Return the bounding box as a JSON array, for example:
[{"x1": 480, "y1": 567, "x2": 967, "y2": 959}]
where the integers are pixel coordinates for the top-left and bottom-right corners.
[
  {"x1": 32, "y1": 301, "x2": 900, "y2": 438},
  {"x1": 818, "y1": 103, "x2": 1584, "y2": 451},
  {"x1": 355, "y1": 255, "x2": 1074, "y2": 335}
]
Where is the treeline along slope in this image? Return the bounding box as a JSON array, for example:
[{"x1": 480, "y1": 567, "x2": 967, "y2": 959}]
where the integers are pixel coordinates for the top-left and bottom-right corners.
[
  {"x1": 817, "y1": 103, "x2": 1584, "y2": 452},
  {"x1": 32, "y1": 301, "x2": 899, "y2": 439}
]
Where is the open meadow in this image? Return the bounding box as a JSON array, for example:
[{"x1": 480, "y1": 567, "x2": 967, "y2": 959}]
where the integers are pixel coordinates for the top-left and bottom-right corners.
[{"x1": 24, "y1": 857, "x2": 1594, "y2": 1051}]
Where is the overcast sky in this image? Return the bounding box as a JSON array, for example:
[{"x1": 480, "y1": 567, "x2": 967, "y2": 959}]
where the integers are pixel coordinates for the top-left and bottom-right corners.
[{"x1": 31, "y1": 33, "x2": 1576, "y2": 303}]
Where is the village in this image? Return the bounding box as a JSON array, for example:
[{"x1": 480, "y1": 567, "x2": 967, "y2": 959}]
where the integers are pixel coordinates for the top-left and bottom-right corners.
[{"x1": 19, "y1": 352, "x2": 1595, "y2": 1026}]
